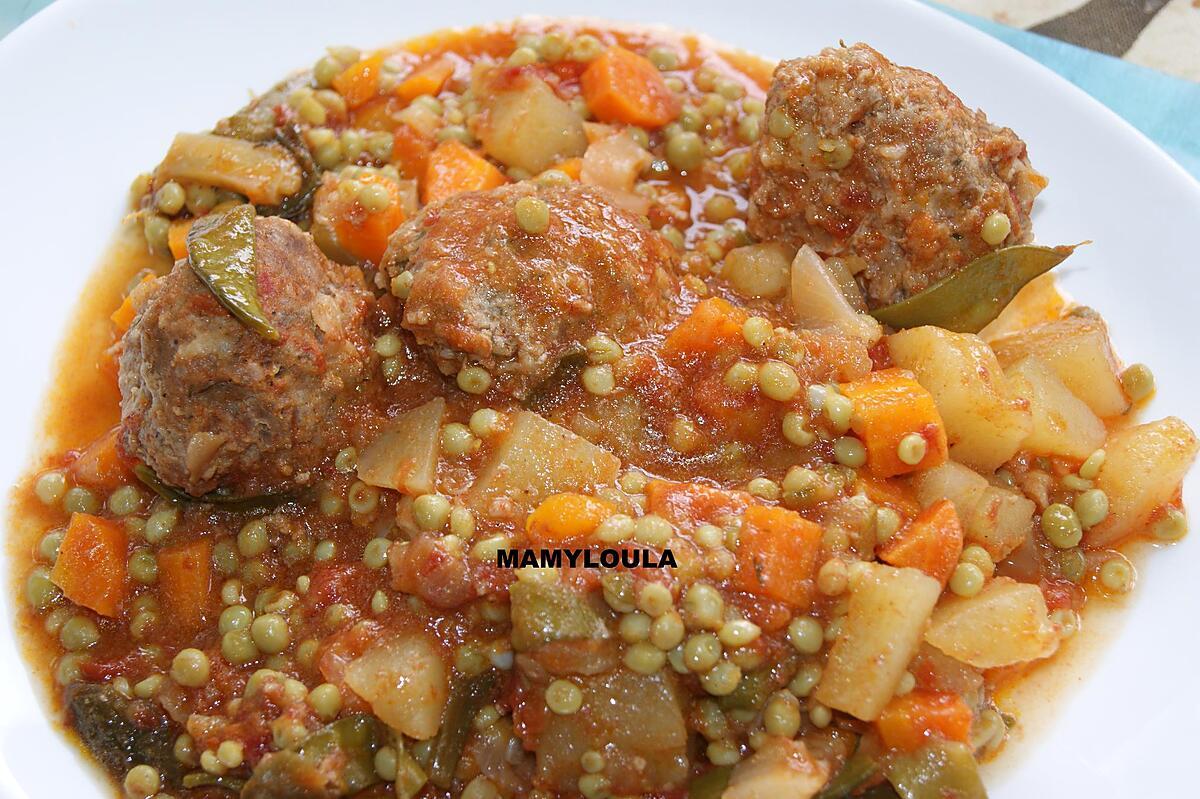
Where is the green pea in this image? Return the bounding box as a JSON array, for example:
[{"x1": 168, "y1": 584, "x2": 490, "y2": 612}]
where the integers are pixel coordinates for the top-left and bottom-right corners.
[
  {"x1": 1042, "y1": 503, "x2": 1083, "y2": 548},
  {"x1": 1121, "y1": 364, "x2": 1154, "y2": 403},
  {"x1": 106, "y1": 482, "x2": 141, "y2": 513},
  {"x1": 143, "y1": 508, "x2": 178, "y2": 544},
  {"x1": 1055, "y1": 548, "x2": 1087, "y2": 583},
  {"x1": 1073, "y1": 489, "x2": 1109, "y2": 529},
  {"x1": 219, "y1": 605, "x2": 253, "y2": 634},
  {"x1": 212, "y1": 540, "x2": 240, "y2": 576},
  {"x1": 221, "y1": 629, "x2": 259, "y2": 665},
  {"x1": 363, "y1": 538, "x2": 391, "y2": 569},
  {"x1": 26, "y1": 566, "x2": 61, "y2": 611},
  {"x1": 314, "y1": 539, "x2": 336, "y2": 561},
  {"x1": 34, "y1": 471, "x2": 67, "y2": 506},
  {"x1": 949, "y1": 562, "x2": 984, "y2": 597},
  {"x1": 251, "y1": 614, "x2": 290, "y2": 654},
  {"x1": 767, "y1": 108, "x2": 795, "y2": 138},
  {"x1": 130, "y1": 610, "x2": 157, "y2": 639},
  {"x1": 347, "y1": 481, "x2": 380, "y2": 515},
  {"x1": 185, "y1": 184, "x2": 218, "y2": 215},
  {"x1": 38, "y1": 528, "x2": 65, "y2": 564},
  {"x1": 787, "y1": 616, "x2": 823, "y2": 655},
  {"x1": 60, "y1": 616, "x2": 100, "y2": 651},
  {"x1": 1152, "y1": 508, "x2": 1187, "y2": 541},
  {"x1": 128, "y1": 549, "x2": 158, "y2": 584},
  {"x1": 514, "y1": 196, "x2": 550, "y2": 234},
  {"x1": 142, "y1": 214, "x2": 170, "y2": 255},
  {"x1": 1099, "y1": 556, "x2": 1134, "y2": 593},
  {"x1": 62, "y1": 486, "x2": 98, "y2": 515},
  {"x1": 171, "y1": 648, "x2": 210, "y2": 687},
  {"x1": 56, "y1": 653, "x2": 88, "y2": 686},
  {"x1": 665, "y1": 132, "x2": 704, "y2": 172},
  {"x1": 237, "y1": 519, "x2": 270, "y2": 557},
  {"x1": 155, "y1": 181, "x2": 186, "y2": 215},
  {"x1": 334, "y1": 446, "x2": 358, "y2": 473}
]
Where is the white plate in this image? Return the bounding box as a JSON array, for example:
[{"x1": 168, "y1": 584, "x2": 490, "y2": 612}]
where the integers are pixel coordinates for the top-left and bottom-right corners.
[{"x1": 1, "y1": 0, "x2": 1197, "y2": 796}]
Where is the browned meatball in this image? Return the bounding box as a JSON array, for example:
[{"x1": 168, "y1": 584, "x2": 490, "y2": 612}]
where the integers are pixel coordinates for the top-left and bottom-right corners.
[
  {"x1": 118, "y1": 215, "x2": 373, "y2": 498},
  {"x1": 381, "y1": 182, "x2": 680, "y2": 398},
  {"x1": 749, "y1": 43, "x2": 1046, "y2": 307}
]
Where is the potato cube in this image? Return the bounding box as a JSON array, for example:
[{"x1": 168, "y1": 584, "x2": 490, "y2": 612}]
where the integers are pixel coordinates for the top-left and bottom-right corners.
[
  {"x1": 815, "y1": 563, "x2": 941, "y2": 720},
  {"x1": 925, "y1": 577, "x2": 1059, "y2": 669},
  {"x1": 1085, "y1": 417, "x2": 1198, "y2": 547},
  {"x1": 357, "y1": 398, "x2": 444, "y2": 495},
  {"x1": 912, "y1": 462, "x2": 1034, "y2": 560},
  {"x1": 888, "y1": 327, "x2": 1031, "y2": 472},
  {"x1": 1005, "y1": 356, "x2": 1107, "y2": 459},
  {"x1": 990, "y1": 316, "x2": 1128, "y2": 418}
]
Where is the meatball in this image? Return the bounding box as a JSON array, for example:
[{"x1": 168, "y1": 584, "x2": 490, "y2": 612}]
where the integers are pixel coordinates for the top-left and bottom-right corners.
[
  {"x1": 749, "y1": 43, "x2": 1045, "y2": 307},
  {"x1": 118, "y1": 215, "x2": 373, "y2": 498},
  {"x1": 381, "y1": 182, "x2": 679, "y2": 398}
]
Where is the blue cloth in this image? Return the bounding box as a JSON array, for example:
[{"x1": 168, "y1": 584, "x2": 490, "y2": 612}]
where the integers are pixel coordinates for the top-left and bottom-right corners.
[
  {"x1": 926, "y1": 2, "x2": 1200, "y2": 180},
  {"x1": 2, "y1": 0, "x2": 1197, "y2": 178}
]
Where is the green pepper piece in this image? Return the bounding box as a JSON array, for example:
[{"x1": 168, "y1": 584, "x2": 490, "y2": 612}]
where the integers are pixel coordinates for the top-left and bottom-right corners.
[
  {"x1": 187, "y1": 204, "x2": 279, "y2": 341},
  {"x1": 885, "y1": 741, "x2": 987, "y2": 799},
  {"x1": 816, "y1": 746, "x2": 880, "y2": 799},
  {"x1": 241, "y1": 714, "x2": 384, "y2": 799},
  {"x1": 66, "y1": 683, "x2": 183, "y2": 785},
  {"x1": 181, "y1": 772, "x2": 246, "y2": 792},
  {"x1": 429, "y1": 669, "x2": 499, "y2": 789},
  {"x1": 509, "y1": 580, "x2": 611, "y2": 652},
  {"x1": 688, "y1": 766, "x2": 733, "y2": 799},
  {"x1": 870, "y1": 244, "x2": 1077, "y2": 333}
]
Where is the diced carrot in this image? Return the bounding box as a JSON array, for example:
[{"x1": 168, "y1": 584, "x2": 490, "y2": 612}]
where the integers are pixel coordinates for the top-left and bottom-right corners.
[
  {"x1": 51, "y1": 513, "x2": 128, "y2": 618},
  {"x1": 876, "y1": 499, "x2": 964, "y2": 585},
  {"x1": 552, "y1": 157, "x2": 583, "y2": 180},
  {"x1": 732, "y1": 504, "x2": 822, "y2": 608},
  {"x1": 422, "y1": 140, "x2": 507, "y2": 205},
  {"x1": 392, "y1": 123, "x2": 436, "y2": 181},
  {"x1": 644, "y1": 480, "x2": 750, "y2": 528},
  {"x1": 351, "y1": 95, "x2": 402, "y2": 132},
  {"x1": 839, "y1": 368, "x2": 948, "y2": 478},
  {"x1": 858, "y1": 474, "x2": 921, "y2": 519},
  {"x1": 395, "y1": 56, "x2": 455, "y2": 102},
  {"x1": 662, "y1": 298, "x2": 749, "y2": 362},
  {"x1": 580, "y1": 47, "x2": 681, "y2": 128},
  {"x1": 167, "y1": 218, "x2": 194, "y2": 261},
  {"x1": 157, "y1": 538, "x2": 213, "y2": 630},
  {"x1": 110, "y1": 274, "x2": 155, "y2": 335},
  {"x1": 332, "y1": 53, "x2": 386, "y2": 110},
  {"x1": 69, "y1": 426, "x2": 133, "y2": 490},
  {"x1": 526, "y1": 493, "x2": 616, "y2": 543},
  {"x1": 313, "y1": 172, "x2": 407, "y2": 264},
  {"x1": 876, "y1": 690, "x2": 974, "y2": 751}
]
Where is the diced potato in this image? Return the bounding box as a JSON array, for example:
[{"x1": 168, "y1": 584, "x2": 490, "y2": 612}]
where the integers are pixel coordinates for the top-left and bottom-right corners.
[
  {"x1": 791, "y1": 245, "x2": 881, "y2": 342},
  {"x1": 924, "y1": 577, "x2": 1060, "y2": 669},
  {"x1": 466, "y1": 411, "x2": 620, "y2": 516},
  {"x1": 990, "y1": 316, "x2": 1129, "y2": 418},
  {"x1": 1086, "y1": 417, "x2": 1198, "y2": 547},
  {"x1": 888, "y1": 327, "x2": 1032, "y2": 472},
  {"x1": 725, "y1": 242, "x2": 794, "y2": 300},
  {"x1": 580, "y1": 130, "x2": 651, "y2": 195},
  {"x1": 979, "y1": 272, "x2": 1067, "y2": 342},
  {"x1": 1005, "y1": 356, "x2": 1106, "y2": 459},
  {"x1": 478, "y1": 74, "x2": 588, "y2": 174},
  {"x1": 815, "y1": 564, "x2": 941, "y2": 721},
  {"x1": 912, "y1": 462, "x2": 1034, "y2": 560},
  {"x1": 535, "y1": 667, "x2": 688, "y2": 794},
  {"x1": 157, "y1": 132, "x2": 302, "y2": 206},
  {"x1": 357, "y1": 398, "x2": 444, "y2": 495},
  {"x1": 723, "y1": 738, "x2": 830, "y2": 799},
  {"x1": 343, "y1": 631, "x2": 448, "y2": 739}
]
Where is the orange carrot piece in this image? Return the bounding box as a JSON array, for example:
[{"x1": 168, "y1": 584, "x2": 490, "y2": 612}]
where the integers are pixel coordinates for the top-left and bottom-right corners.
[
  {"x1": 876, "y1": 690, "x2": 974, "y2": 751},
  {"x1": 876, "y1": 499, "x2": 964, "y2": 585},
  {"x1": 839, "y1": 368, "x2": 948, "y2": 478},
  {"x1": 157, "y1": 538, "x2": 213, "y2": 630},
  {"x1": 580, "y1": 47, "x2": 680, "y2": 128},
  {"x1": 332, "y1": 53, "x2": 386, "y2": 110},
  {"x1": 392, "y1": 123, "x2": 436, "y2": 182},
  {"x1": 644, "y1": 480, "x2": 751, "y2": 528},
  {"x1": 313, "y1": 172, "x2": 407, "y2": 264},
  {"x1": 110, "y1": 274, "x2": 155, "y2": 335},
  {"x1": 552, "y1": 157, "x2": 583, "y2": 180},
  {"x1": 69, "y1": 426, "x2": 133, "y2": 490},
  {"x1": 662, "y1": 298, "x2": 749, "y2": 362},
  {"x1": 167, "y1": 218, "x2": 194, "y2": 262},
  {"x1": 526, "y1": 493, "x2": 616, "y2": 543},
  {"x1": 733, "y1": 504, "x2": 822, "y2": 608},
  {"x1": 422, "y1": 140, "x2": 506, "y2": 205},
  {"x1": 859, "y1": 474, "x2": 921, "y2": 519},
  {"x1": 395, "y1": 56, "x2": 455, "y2": 103},
  {"x1": 51, "y1": 513, "x2": 128, "y2": 618}
]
